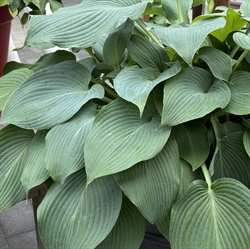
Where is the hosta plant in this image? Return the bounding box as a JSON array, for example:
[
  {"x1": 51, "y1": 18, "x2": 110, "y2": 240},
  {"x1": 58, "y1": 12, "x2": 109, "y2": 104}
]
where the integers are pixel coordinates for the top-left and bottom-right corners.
[
  {"x1": 1, "y1": 0, "x2": 250, "y2": 248},
  {"x1": 0, "y1": 0, "x2": 62, "y2": 24}
]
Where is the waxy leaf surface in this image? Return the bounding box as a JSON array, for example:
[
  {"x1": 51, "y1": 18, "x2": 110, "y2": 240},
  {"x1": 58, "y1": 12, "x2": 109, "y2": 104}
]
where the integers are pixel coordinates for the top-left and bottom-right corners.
[
  {"x1": 0, "y1": 125, "x2": 34, "y2": 212},
  {"x1": 85, "y1": 98, "x2": 171, "y2": 184},
  {"x1": 38, "y1": 170, "x2": 122, "y2": 249},
  {"x1": 224, "y1": 72, "x2": 250, "y2": 115},
  {"x1": 154, "y1": 17, "x2": 226, "y2": 66},
  {"x1": 96, "y1": 197, "x2": 145, "y2": 249},
  {"x1": 21, "y1": 130, "x2": 50, "y2": 194},
  {"x1": 161, "y1": 67, "x2": 231, "y2": 126},
  {"x1": 114, "y1": 62, "x2": 181, "y2": 115},
  {"x1": 24, "y1": 0, "x2": 153, "y2": 48},
  {"x1": 114, "y1": 138, "x2": 180, "y2": 223},
  {"x1": 170, "y1": 179, "x2": 250, "y2": 249},
  {"x1": 1, "y1": 61, "x2": 104, "y2": 130},
  {"x1": 46, "y1": 102, "x2": 97, "y2": 184}
]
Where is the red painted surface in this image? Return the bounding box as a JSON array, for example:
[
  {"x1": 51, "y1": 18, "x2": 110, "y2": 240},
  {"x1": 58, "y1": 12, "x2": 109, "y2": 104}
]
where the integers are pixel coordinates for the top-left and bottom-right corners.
[{"x1": 0, "y1": 5, "x2": 13, "y2": 76}]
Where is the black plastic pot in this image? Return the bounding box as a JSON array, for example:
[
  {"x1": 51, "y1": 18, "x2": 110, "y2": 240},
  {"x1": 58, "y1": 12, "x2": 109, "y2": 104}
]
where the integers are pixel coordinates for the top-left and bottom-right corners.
[{"x1": 140, "y1": 221, "x2": 171, "y2": 249}]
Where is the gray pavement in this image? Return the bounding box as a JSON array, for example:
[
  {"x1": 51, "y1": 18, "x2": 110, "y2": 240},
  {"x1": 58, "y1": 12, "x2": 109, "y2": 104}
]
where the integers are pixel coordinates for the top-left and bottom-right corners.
[
  {"x1": 0, "y1": 200, "x2": 37, "y2": 249},
  {"x1": 1, "y1": 1, "x2": 86, "y2": 249}
]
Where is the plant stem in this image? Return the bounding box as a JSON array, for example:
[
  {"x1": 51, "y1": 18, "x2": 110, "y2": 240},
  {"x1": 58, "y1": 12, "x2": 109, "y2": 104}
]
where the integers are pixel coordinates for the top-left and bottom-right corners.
[
  {"x1": 135, "y1": 18, "x2": 164, "y2": 48},
  {"x1": 91, "y1": 77, "x2": 119, "y2": 99},
  {"x1": 230, "y1": 26, "x2": 250, "y2": 59},
  {"x1": 85, "y1": 47, "x2": 100, "y2": 63},
  {"x1": 210, "y1": 115, "x2": 220, "y2": 138},
  {"x1": 201, "y1": 164, "x2": 212, "y2": 188},
  {"x1": 232, "y1": 49, "x2": 250, "y2": 72},
  {"x1": 102, "y1": 97, "x2": 112, "y2": 103}
]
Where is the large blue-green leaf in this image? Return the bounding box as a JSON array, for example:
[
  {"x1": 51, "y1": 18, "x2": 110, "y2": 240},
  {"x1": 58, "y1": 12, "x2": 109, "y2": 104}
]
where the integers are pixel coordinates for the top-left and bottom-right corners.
[
  {"x1": 127, "y1": 33, "x2": 169, "y2": 72},
  {"x1": 161, "y1": 0, "x2": 192, "y2": 24},
  {"x1": 154, "y1": 17, "x2": 226, "y2": 66},
  {"x1": 103, "y1": 18, "x2": 134, "y2": 67},
  {"x1": 24, "y1": 0, "x2": 153, "y2": 48},
  {"x1": 170, "y1": 179, "x2": 250, "y2": 249},
  {"x1": 172, "y1": 121, "x2": 210, "y2": 170},
  {"x1": 84, "y1": 98, "x2": 171, "y2": 184},
  {"x1": 21, "y1": 130, "x2": 50, "y2": 195},
  {"x1": 96, "y1": 196, "x2": 145, "y2": 249},
  {"x1": 210, "y1": 129, "x2": 250, "y2": 188},
  {"x1": 0, "y1": 68, "x2": 33, "y2": 110},
  {"x1": 45, "y1": 102, "x2": 97, "y2": 184},
  {"x1": 198, "y1": 46, "x2": 232, "y2": 81},
  {"x1": 1, "y1": 61, "x2": 104, "y2": 130},
  {"x1": 224, "y1": 72, "x2": 250, "y2": 115},
  {"x1": 38, "y1": 170, "x2": 122, "y2": 249},
  {"x1": 114, "y1": 137, "x2": 180, "y2": 223},
  {"x1": 114, "y1": 62, "x2": 181, "y2": 116},
  {"x1": 0, "y1": 125, "x2": 34, "y2": 212},
  {"x1": 161, "y1": 67, "x2": 231, "y2": 126}
]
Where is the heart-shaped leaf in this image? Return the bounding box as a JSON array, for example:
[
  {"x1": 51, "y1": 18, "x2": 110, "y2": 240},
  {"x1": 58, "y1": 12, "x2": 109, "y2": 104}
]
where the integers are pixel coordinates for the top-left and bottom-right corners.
[
  {"x1": 0, "y1": 68, "x2": 33, "y2": 110},
  {"x1": 0, "y1": 125, "x2": 34, "y2": 212},
  {"x1": 211, "y1": 8, "x2": 247, "y2": 42},
  {"x1": 21, "y1": 130, "x2": 50, "y2": 195},
  {"x1": 127, "y1": 34, "x2": 169, "y2": 72},
  {"x1": 170, "y1": 178, "x2": 250, "y2": 249},
  {"x1": 84, "y1": 98, "x2": 171, "y2": 184},
  {"x1": 1, "y1": 61, "x2": 104, "y2": 130},
  {"x1": 154, "y1": 17, "x2": 226, "y2": 66},
  {"x1": 198, "y1": 46, "x2": 232, "y2": 81},
  {"x1": 210, "y1": 122, "x2": 250, "y2": 188},
  {"x1": 45, "y1": 102, "x2": 97, "y2": 184},
  {"x1": 114, "y1": 61, "x2": 181, "y2": 116},
  {"x1": 96, "y1": 196, "x2": 145, "y2": 249},
  {"x1": 161, "y1": 67, "x2": 231, "y2": 126},
  {"x1": 114, "y1": 137, "x2": 180, "y2": 223},
  {"x1": 38, "y1": 170, "x2": 122, "y2": 249},
  {"x1": 224, "y1": 71, "x2": 250, "y2": 115},
  {"x1": 172, "y1": 121, "x2": 210, "y2": 170},
  {"x1": 233, "y1": 31, "x2": 250, "y2": 50},
  {"x1": 24, "y1": 0, "x2": 153, "y2": 48}
]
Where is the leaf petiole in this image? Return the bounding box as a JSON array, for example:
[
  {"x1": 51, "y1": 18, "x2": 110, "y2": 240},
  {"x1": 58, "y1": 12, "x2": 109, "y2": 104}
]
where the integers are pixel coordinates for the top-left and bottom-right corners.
[
  {"x1": 201, "y1": 164, "x2": 212, "y2": 188},
  {"x1": 135, "y1": 18, "x2": 164, "y2": 48}
]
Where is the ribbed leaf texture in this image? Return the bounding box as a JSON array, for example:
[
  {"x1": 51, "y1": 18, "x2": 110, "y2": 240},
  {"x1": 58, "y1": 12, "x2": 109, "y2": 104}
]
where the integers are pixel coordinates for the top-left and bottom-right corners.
[
  {"x1": 224, "y1": 72, "x2": 250, "y2": 115},
  {"x1": 0, "y1": 125, "x2": 34, "y2": 212},
  {"x1": 154, "y1": 17, "x2": 226, "y2": 66},
  {"x1": 21, "y1": 130, "x2": 50, "y2": 194},
  {"x1": 85, "y1": 98, "x2": 171, "y2": 184},
  {"x1": 114, "y1": 61, "x2": 181, "y2": 115},
  {"x1": 161, "y1": 67, "x2": 231, "y2": 126},
  {"x1": 96, "y1": 196, "x2": 145, "y2": 249},
  {"x1": 170, "y1": 179, "x2": 250, "y2": 249},
  {"x1": 45, "y1": 102, "x2": 97, "y2": 184},
  {"x1": 1, "y1": 61, "x2": 104, "y2": 129},
  {"x1": 114, "y1": 137, "x2": 180, "y2": 223},
  {"x1": 38, "y1": 170, "x2": 122, "y2": 249},
  {"x1": 24, "y1": 0, "x2": 153, "y2": 48}
]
